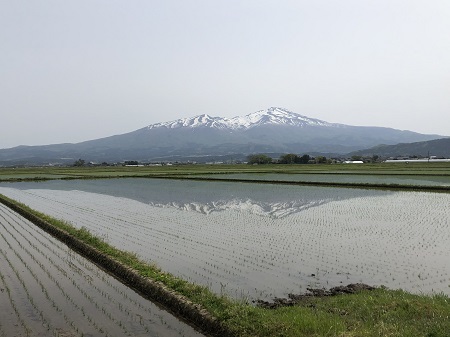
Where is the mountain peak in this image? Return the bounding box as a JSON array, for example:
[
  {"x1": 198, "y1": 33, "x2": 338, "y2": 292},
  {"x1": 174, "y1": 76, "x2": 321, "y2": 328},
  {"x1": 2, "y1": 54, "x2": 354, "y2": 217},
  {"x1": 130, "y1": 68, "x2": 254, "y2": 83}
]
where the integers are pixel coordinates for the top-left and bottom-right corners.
[
  {"x1": 147, "y1": 113, "x2": 228, "y2": 130},
  {"x1": 233, "y1": 107, "x2": 336, "y2": 128},
  {"x1": 147, "y1": 107, "x2": 339, "y2": 131}
]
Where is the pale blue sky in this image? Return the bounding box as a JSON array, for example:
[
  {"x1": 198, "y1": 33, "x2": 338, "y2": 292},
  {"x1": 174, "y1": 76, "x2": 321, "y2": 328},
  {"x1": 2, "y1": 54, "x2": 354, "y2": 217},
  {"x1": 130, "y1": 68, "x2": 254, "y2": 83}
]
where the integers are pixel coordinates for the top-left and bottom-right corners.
[{"x1": 1, "y1": 0, "x2": 449, "y2": 148}]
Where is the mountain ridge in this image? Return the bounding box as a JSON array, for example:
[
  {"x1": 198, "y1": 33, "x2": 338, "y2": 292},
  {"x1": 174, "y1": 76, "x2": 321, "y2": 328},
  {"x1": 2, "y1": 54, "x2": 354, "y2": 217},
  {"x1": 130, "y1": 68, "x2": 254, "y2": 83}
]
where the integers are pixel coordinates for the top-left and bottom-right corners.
[
  {"x1": 147, "y1": 107, "x2": 342, "y2": 130},
  {"x1": 147, "y1": 107, "x2": 345, "y2": 130},
  {"x1": 0, "y1": 107, "x2": 445, "y2": 165},
  {"x1": 350, "y1": 137, "x2": 450, "y2": 158}
]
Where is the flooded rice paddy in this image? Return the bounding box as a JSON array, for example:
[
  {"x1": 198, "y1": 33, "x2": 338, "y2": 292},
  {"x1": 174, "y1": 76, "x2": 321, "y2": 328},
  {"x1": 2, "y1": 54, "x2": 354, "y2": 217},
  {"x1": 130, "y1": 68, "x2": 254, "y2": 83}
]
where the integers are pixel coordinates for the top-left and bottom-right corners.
[
  {"x1": 0, "y1": 178, "x2": 449, "y2": 302},
  {"x1": 194, "y1": 173, "x2": 450, "y2": 186},
  {"x1": 0, "y1": 202, "x2": 203, "y2": 337}
]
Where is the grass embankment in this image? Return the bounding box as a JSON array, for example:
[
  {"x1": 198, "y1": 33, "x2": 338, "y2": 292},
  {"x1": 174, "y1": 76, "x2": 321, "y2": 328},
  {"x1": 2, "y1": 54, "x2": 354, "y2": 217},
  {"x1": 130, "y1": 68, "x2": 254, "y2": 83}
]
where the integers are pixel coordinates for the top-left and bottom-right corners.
[{"x1": 0, "y1": 194, "x2": 449, "y2": 336}]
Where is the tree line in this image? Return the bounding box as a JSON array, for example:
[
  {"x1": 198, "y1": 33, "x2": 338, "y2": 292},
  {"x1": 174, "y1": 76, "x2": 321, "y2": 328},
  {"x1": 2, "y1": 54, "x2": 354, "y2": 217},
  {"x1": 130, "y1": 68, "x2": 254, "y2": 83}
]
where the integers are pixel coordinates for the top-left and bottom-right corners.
[{"x1": 247, "y1": 153, "x2": 330, "y2": 165}]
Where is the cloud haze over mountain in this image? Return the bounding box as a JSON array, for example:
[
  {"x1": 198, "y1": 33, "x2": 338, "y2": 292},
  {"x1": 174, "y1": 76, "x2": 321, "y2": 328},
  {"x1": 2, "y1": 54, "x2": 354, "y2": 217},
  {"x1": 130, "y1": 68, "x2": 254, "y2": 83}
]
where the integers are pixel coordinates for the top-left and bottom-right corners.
[{"x1": 1, "y1": 1, "x2": 449, "y2": 148}]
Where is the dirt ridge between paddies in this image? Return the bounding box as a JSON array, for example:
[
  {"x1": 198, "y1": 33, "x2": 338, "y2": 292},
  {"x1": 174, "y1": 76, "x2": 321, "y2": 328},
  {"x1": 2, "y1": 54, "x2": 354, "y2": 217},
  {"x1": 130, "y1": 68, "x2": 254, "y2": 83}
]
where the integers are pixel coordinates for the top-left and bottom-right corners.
[{"x1": 0, "y1": 193, "x2": 234, "y2": 337}]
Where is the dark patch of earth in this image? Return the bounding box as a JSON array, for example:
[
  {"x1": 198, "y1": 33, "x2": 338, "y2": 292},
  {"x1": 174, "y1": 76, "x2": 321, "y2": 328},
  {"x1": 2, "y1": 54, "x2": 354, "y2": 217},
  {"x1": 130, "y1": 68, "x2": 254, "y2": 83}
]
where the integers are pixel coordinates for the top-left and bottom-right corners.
[{"x1": 255, "y1": 283, "x2": 376, "y2": 309}]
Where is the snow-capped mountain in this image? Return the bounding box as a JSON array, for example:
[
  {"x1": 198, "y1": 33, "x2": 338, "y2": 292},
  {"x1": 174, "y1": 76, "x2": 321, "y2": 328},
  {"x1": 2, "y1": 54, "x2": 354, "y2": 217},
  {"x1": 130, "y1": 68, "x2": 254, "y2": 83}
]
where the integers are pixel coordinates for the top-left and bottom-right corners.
[
  {"x1": 148, "y1": 114, "x2": 229, "y2": 130},
  {"x1": 227, "y1": 107, "x2": 340, "y2": 129},
  {"x1": 148, "y1": 107, "x2": 341, "y2": 130},
  {"x1": 0, "y1": 107, "x2": 445, "y2": 165}
]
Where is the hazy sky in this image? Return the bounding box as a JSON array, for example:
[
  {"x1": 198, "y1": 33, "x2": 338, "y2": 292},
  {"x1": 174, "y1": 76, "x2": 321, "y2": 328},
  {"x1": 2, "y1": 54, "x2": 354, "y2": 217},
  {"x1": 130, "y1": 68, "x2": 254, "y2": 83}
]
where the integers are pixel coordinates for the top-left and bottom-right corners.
[{"x1": 1, "y1": 0, "x2": 449, "y2": 148}]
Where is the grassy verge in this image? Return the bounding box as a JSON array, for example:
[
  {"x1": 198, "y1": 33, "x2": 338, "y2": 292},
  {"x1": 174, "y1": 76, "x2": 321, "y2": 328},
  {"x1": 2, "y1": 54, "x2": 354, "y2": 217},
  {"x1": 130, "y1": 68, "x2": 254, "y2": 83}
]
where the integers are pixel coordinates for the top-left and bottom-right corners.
[{"x1": 0, "y1": 193, "x2": 449, "y2": 336}]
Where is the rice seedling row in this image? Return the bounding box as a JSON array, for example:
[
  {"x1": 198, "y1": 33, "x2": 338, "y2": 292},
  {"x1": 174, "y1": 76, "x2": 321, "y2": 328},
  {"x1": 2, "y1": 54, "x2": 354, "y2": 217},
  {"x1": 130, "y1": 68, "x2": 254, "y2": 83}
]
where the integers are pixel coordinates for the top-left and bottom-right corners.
[
  {"x1": 0, "y1": 203, "x2": 203, "y2": 337},
  {"x1": 1, "y1": 181, "x2": 449, "y2": 301}
]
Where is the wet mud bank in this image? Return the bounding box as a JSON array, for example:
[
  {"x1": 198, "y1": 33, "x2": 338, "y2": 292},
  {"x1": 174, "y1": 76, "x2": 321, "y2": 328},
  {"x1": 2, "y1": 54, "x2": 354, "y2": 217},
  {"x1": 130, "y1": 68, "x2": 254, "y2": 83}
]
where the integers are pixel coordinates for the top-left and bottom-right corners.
[
  {"x1": 0, "y1": 194, "x2": 233, "y2": 337},
  {"x1": 255, "y1": 283, "x2": 376, "y2": 309}
]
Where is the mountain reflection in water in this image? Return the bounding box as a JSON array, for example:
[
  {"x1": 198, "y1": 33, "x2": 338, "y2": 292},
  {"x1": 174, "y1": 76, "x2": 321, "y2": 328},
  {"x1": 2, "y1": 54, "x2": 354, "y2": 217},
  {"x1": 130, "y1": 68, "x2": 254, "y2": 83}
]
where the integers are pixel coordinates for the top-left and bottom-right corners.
[
  {"x1": 2, "y1": 178, "x2": 391, "y2": 218},
  {"x1": 150, "y1": 199, "x2": 330, "y2": 218}
]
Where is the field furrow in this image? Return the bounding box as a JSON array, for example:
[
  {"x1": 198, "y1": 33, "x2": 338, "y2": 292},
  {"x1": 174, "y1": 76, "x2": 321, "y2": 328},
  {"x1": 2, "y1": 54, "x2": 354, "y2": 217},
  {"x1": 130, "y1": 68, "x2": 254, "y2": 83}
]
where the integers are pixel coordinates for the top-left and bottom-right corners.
[{"x1": 0, "y1": 203, "x2": 203, "y2": 337}]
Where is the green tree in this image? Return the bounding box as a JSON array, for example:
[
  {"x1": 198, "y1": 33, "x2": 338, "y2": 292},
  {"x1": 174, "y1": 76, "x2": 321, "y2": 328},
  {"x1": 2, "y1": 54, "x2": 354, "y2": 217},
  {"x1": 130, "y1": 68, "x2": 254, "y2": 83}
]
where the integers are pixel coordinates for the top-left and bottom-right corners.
[
  {"x1": 73, "y1": 159, "x2": 85, "y2": 167},
  {"x1": 124, "y1": 161, "x2": 139, "y2": 165},
  {"x1": 247, "y1": 154, "x2": 273, "y2": 164},
  {"x1": 279, "y1": 153, "x2": 300, "y2": 164},
  {"x1": 298, "y1": 154, "x2": 311, "y2": 164},
  {"x1": 315, "y1": 156, "x2": 327, "y2": 164}
]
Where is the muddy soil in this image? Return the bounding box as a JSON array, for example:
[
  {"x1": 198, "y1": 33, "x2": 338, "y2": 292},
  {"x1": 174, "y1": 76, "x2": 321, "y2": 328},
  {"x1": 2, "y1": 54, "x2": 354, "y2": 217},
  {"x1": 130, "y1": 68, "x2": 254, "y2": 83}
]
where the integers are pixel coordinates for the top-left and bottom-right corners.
[{"x1": 255, "y1": 283, "x2": 376, "y2": 309}]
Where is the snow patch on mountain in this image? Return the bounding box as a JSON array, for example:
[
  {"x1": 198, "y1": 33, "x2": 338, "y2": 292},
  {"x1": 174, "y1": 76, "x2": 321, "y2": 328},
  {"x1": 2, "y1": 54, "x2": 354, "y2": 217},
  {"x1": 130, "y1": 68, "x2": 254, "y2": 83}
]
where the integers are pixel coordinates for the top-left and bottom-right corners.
[
  {"x1": 147, "y1": 107, "x2": 343, "y2": 130},
  {"x1": 227, "y1": 107, "x2": 339, "y2": 128},
  {"x1": 148, "y1": 114, "x2": 229, "y2": 130}
]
